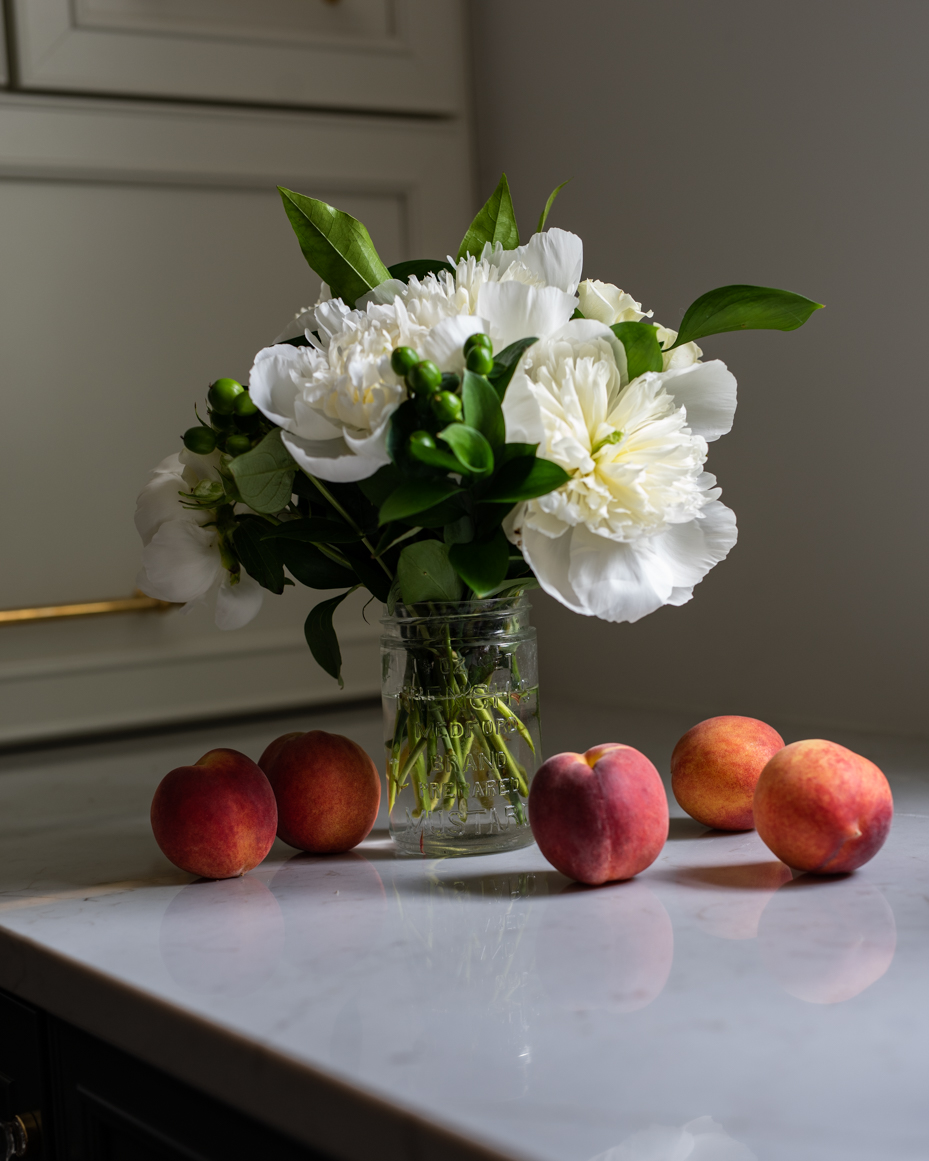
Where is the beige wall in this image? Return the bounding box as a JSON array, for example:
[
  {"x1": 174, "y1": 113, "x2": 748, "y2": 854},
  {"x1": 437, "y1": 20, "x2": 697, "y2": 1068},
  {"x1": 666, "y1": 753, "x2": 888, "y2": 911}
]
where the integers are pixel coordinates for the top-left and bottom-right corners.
[{"x1": 469, "y1": 0, "x2": 929, "y2": 736}]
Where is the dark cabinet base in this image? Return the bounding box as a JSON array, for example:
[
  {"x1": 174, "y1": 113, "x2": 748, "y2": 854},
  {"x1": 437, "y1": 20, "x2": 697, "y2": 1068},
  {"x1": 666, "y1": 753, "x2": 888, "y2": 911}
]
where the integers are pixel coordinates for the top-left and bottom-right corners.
[{"x1": 1, "y1": 989, "x2": 334, "y2": 1161}]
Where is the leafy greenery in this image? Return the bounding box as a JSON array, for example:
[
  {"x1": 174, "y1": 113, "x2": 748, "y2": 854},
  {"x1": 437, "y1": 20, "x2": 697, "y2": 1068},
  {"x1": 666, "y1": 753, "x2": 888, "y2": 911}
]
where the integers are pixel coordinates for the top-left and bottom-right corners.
[
  {"x1": 279, "y1": 187, "x2": 390, "y2": 307},
  {"x1": 611, "y1": 321, "x2": 665, "y2": 381},
  {"x1": 397, "y1": 540, "x2": 462, "y2": 604},
  {"x1": 457, "y1": 173, "x2": 519, "y2": 261},
  {"x1": 260, "y1": 517, "x2": 362, "y2": 544},
  {"x1": 536, "y1": 179, "x2": 571, "y2": 233},
  {"x1": 233, "y1": 517, "x2": 287, "y2": 594},
  {"x1": 448, "y1": 528, "x2": 510, "y2": 597},
  {"x1": 304, "y1": 588, "x2": 357, "y2": 688},
  {"x1": 462, "y1": 371, "x2": 505, "y2": 449},
  {"x1": 438, "y1": 423, "x2": 494, "y2": 477},
  {"x1": 482, "y1": 455, "x2": 571, "y2": 503},
  {"x1": 388, "y1": 259, "x2": 454, "y2": 281},
  {"x1": 672, "y1": 285, "x2": 824, "y2": 348},
  {"x1": 379, "y1": 479, "x2": 461, "y2": 525},
  {"x1": 488, "y1": 337, "x2": 538, "y2": 399},
  {"x1": 227, "y1": 429, "x2": 296, "y2": 515}
]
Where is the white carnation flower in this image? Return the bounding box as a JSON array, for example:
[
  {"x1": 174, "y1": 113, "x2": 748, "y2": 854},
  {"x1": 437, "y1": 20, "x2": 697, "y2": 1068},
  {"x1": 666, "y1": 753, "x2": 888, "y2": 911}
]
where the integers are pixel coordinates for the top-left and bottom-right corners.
[
  {"x1": 135, "y1": 451, "x2": 262, "y2": 630},
  {"x1": 502, "y1": 320, "x2": 738, "y2": 623}
]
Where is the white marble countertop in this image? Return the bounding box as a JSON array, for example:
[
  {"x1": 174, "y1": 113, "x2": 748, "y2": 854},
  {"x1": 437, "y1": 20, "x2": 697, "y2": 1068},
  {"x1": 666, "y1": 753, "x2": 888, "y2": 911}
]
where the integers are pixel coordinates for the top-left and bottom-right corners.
[{"x1": 1, "y1": 701, "x2": 928, "y2": 1161}]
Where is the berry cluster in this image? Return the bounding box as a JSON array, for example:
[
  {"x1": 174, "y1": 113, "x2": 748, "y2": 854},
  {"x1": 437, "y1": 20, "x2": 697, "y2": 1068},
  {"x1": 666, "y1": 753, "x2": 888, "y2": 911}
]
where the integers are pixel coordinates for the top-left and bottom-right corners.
[{"x1": 182, "y1": 377, "x2": 265, "y2": 458}]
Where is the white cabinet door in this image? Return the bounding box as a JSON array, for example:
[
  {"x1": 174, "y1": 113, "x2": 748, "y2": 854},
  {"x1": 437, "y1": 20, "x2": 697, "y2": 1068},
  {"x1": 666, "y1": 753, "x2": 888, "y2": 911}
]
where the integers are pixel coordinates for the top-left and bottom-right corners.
[
  {"x1": 7, "y1": 0, "x2": 467, "y2": 114},
  {"x1": 0, "y1": 94, "x2": 474, "y2": 745}
]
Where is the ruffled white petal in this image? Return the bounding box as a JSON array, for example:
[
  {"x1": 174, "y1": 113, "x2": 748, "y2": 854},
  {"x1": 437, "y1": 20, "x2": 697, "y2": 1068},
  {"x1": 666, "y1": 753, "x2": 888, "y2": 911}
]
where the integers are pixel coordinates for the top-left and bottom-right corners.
[
  {"x1": 477, "y1": 281, "x2": 577, "y2": 351},
  {"x1": 503, "y1": 229, "x2": 584, "y2": 294},
  {"x1": 214, "y1": 571, "x2": 264, "y2": 630},
  {"x1": 281, "y1": 430, "x2": 389, "y2": 483},
  {"x1": 248, "y1": 345, "x2": 304, "y2": 431},
  {"x1": 501, "y1": 368, "x2": 546, "y2": 444},
  {"x1": 653, "y1": 359, "x2": 737, "y2": 442},
  {"x1": 138, "y1": 520, "x2": 221, "y2": 604},
  {"x1": 420, "y1": 314, "x2": 487, "y2": 371}
]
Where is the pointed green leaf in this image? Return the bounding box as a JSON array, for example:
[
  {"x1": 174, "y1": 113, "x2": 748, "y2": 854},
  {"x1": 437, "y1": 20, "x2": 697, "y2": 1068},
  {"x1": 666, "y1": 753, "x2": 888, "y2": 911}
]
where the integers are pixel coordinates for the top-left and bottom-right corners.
[
  {"x1": 610, "y1": 321, "x2": 664, "y2": 381},
  {"x1": 272, "y1": 540, "x2": 357, "y2": 590},
  {"x1": 536, "y1": 179, "x2": 572, "y2": 233},
  {"x1": 438, "y1": 424, "x2": 494, "y2": 477},
  {"x1": 457, "y1": 173, "x2": 520, "y2": 262},
  {"x1": 488, "y1": 337, "x2": 538, "y2": 399},
  {"x1": 358, "y1": 463, "x2": 403, "y2": 506},
  {"x1": 279, "y1": 187, "x2": 390, "y2": 307},
  {"x1": 397, "y1": 540, "x2": 463, "y2": 604},
  {"x1": 388, "y1": 259, "x2": 454, "y2": 281},
  {"x1": 227, "y1": 429, "x2": 296, "y2": 515},
  {"x1": 260, "y1": 518, "x2": 362, "y2": 544},
  {"x1": 482, "y1": 455, "x2": 570, "y2": 503},
  {"x1": 449, "y1": 528, "x2": 509, "y2": 597},
  {"x1": 379, "y1": 480, "x2": 460, "y2": 525},
  {"x1": 461, "y1": 371, "x2": 505, "y2": 449},
  {"x1": 305, "y1": 588, "x2": 357, "y2": 687},
  {"x1": 233, "y1": 517, "x2": 287, "y2": 595},
  {"x1": 672, "y1": 284, "x2": 824, "y2": 349}
]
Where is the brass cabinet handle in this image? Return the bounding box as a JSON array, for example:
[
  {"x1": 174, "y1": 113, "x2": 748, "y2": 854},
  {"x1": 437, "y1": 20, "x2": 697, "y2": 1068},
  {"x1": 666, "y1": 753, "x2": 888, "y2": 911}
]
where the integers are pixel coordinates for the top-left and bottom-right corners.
[{"x1": 1, "y1": 1112, "x2": 41, "y2": 1160}]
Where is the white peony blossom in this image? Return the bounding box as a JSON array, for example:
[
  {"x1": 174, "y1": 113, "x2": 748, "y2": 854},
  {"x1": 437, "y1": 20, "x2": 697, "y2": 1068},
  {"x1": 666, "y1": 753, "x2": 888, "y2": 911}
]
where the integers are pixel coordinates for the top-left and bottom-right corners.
[
  {"x1": 578, "y1": 278, "x2": 652, "y2": 325},
  {"x1": 135, "y1": 451, "x2": 262, "y2": 630},
  {"x1": 502, "y1": 319, "x2": 738, "y2": 623},
  {"x1": 250, "y1": 228, "x2": 584, "y2": 483}
]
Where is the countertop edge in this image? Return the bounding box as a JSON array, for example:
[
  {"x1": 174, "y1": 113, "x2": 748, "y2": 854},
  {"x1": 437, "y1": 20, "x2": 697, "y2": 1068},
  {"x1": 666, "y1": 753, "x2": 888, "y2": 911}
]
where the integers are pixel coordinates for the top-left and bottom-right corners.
[{"x1": 0, "y1": 924, "x2": 527, "y2": 1161}]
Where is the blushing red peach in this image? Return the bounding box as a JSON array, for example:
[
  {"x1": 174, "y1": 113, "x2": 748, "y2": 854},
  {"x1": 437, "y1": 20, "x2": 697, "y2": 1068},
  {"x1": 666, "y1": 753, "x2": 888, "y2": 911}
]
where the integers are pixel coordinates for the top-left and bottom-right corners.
[
  {"x1": 151, "y1": 748, "x2": 277, "y2": 880},
  {"x1": 754, "y1": 739, "x2": 893, "y2": 873},
  {"x1": 529, "y1": 743, "x2": 669, "y2": 885},
  {"x1": 259, "y1": 730, "x2": 380, "y2": 854},
  {"x1": 671, "y1": 715, "x2": 785, "y2": 831}
]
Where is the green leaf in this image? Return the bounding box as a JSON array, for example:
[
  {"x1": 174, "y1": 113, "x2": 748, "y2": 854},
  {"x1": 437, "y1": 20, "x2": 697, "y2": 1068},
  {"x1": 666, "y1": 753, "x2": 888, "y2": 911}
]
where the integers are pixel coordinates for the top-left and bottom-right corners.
[
  {"x1": 386, "y1": 399, "x2": 439, "y2": 479},
  {"x1": 397, "y1": 540, "x2": 463, "y2": 604},
  {"x1": 272, "y1": 540, "x2": 357, "y2": 589},
  {"x1": 536, "y1": 178, "x2": 571, "y2": 233},
  {"x1": 279, "y1": 187, "x2": 391, "y2": 307},
  {"x1": 449, "y1": 528, "x2": 509, "y2": 597},
  {"x1": 340, "y1": 543, "x2": 393, "y2": 603},
  {"x1": 461, "y1": 371, "x2": 505, "y2": 450},
  {"x1": 457, "y1": 173, "x2": 519, "y2": 262},
  {"x1": 227, "y1": 429, "x2": 296, "y2": 515},
  {"x1": 610, "y1": 321, "x2": 664, "y2": 381},
  {"x1": 388, "y1": 259, "x2": 454, "y2": 281},
  {"x1": 672, "y1": 284, "x2": 824, "y2": 349},
  {"x1": 260, "y1": 518, "x2": 361, "y2": 544},
  {"x1": 411, "y1": 497, "x2": 466, "y2": 528},
  {"x1": 487, "y1": 337, "x2": 538, "y2": 399},
  {"x1": 233, "y1": 517, "x2": 287, "y2": 595},
  {"x1": 358, "y1": 463, "x2": 403, "y2": 507},
  {"x1": 482, "y1": 455, "x2": 571, "y2": 503},
  {"x1": 379, "y1": 479, "x2": 460, "y2": 525},
  {"x1": 439, "y1": 424, "x2": 494, "y2": 477},
  {"x1": 305, "y1": 588, "x2": 357, "y2": 687}
]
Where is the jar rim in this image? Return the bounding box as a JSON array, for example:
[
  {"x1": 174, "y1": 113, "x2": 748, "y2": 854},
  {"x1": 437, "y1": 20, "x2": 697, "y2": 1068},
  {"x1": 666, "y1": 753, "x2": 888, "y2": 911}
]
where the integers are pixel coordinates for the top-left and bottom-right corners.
[{"x1": 380, "y1": 593, "x2": 531, "y2": 626}]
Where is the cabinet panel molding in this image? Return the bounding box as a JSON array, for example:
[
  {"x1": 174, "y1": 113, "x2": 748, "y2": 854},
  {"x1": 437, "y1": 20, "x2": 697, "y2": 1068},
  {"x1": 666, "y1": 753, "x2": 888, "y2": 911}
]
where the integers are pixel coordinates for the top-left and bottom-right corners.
[{"x1": 8, "y1": 0, "x2": 466, "y2": 115}]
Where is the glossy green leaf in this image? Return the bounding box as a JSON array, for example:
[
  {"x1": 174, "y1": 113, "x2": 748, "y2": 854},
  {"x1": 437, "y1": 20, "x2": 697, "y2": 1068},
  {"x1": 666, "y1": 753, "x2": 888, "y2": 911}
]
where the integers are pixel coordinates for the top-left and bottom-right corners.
[
  {"x1": 379, "y1": 479, "x2": 460, "y2": 525},
  {"x1": 439, "y1": 424, "x2": 494, "y2": 477},
  {"x1": 449, "y1": 528, "x2": 510, "y2": 597},
  {"x1": 260, "y1": 518, "x2": 361, "y2": 544},
  {"x1": 672, "y1": 284, "x2": 824, "y2": 348},
  {"x1": 388, "y1": 259, "x2": 454, "y2": 282},
  {"x1": 279, "y1": 187, "x2": 391, "y2": 307},
  {"x1": 340, "y1": 543, "x2": 393, "y2": 602},
  {"x1": 305, "y1": 588, "x2": 357, "y2": 687},
  {"x1": 461, "y1": 371, "x2": 505, "y2": 450},
  {"x1": 272, "y1": 540, "x2": 357, "y2": 590},
  {"x1": 227, "y1": 429, "x2": 296, "y2": 515},
  {"x1": 233, "y1": 517, "x2": 287, "y2": 595},
  {"x1": 358, "y1": 463, "x2": 403, "y2": 507},
  {"x1": 457, "y1": 173, "x2": 519, "y2": 262},
  {"x1": 397, "y1": 540, "x2": 463, "y2": 604},
  {"x1": 411, "y1": 497, "x2": 466, "y2": 528},
  {"x1": 408, "y1": 436, "x2": 462, "y2": 474},
  {"x1": 482, "y1": 455, "x2": 570, "y2": 503},
  {"x1": 536, "y1": 178, "x2": 571, "y2": 233},
  {"x1": 386, "y1": 400, "x2": 438, "y2": 478},
  {"x1": 610, "y1": 321, "x2": 664, "y2": 381},
  {"x1": 488, "y1": 337, "x2": 538, "y2": 399}
]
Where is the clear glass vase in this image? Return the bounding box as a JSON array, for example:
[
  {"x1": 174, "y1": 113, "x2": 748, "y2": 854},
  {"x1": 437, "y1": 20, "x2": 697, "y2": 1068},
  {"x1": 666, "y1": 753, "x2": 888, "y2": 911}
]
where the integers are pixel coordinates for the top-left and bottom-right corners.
[{"x1": 381, "y1": 596, "x2": 541, "y2": 857}]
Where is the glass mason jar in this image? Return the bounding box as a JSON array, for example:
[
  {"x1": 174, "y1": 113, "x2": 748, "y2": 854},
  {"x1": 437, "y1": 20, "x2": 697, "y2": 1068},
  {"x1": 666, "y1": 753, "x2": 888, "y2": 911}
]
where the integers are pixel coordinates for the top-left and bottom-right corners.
[{"x1": 381, "y1": 596, "x2": 541, "y2": 857}]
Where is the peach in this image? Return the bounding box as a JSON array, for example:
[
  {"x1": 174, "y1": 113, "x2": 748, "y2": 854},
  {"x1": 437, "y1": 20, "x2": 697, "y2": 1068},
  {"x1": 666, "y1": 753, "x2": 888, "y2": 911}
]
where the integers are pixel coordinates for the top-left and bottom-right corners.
[
  {"x1": 754, "y1": 739, "x2": 893, "y2": 873},
  {"x1": 528, "y1": 743, "x2": 669, "y2": 885},
  {"x1": 671, "y1": 715, "x2": 785, "y2": 831},
  {"x1": 151, "y1": 748, "x2": 277, "y2": 880},
  {"x1": 259, "y1": 730, "x2": 380, "y2": 854}
]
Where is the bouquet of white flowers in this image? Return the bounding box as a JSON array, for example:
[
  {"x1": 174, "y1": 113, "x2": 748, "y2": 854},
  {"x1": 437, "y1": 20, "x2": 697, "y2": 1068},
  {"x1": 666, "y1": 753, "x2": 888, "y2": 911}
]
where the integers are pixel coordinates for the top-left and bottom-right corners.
[{"x1": 136, "y1": 175, "x2": 820, "y2": 854}]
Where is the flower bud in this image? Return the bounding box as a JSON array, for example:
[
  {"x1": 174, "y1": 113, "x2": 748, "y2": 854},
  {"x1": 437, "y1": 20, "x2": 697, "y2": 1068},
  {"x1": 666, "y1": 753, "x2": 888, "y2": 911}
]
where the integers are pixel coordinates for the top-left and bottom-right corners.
[
  {"x1": 464, "y1": 332, "x2": 493, "y2": 356},
  {"x1": 225, "y1": 434, "x2": 252, "y2": 456},
  {"x1": 465, "y1": 346, "x2": 494, "y2": 375},
  {"x1": 407, "y1": 360, "x2": 442, "y2": 394},
  {"x1": 182, "y1": 426, "x2": 217, "y2": 455},
  {"x1": 431, "y1": 391, "x2": 463, "y2": 424},
  {"x1": 390, "y1": 346, "x2": 420, "y2": 377},
  {"x1": 208, "y1": 378, "x2": 244, "y2": 414}
]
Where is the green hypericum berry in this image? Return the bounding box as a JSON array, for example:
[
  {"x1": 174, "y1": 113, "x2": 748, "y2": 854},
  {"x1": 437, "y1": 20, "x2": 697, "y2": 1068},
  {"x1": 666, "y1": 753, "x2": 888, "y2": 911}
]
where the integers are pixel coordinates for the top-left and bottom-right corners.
[
  {"x1": 407, "y1": 360, "x2": 442, "y2": 394},
  {"x1": 233, "y1": 390, "x2": 259, "y2": 417},
  {"x1": 464, "y1": 332, "x2": 493, "y2": 355},
  {"x1": 390, "y1": 346, "x2": 420, "y2": 376},
  {"x1": 466, "y1": 346, "x2": 494, "y2": 375},
  {"x1": 208, "y1": 377, "x2": 244, "y2": 414},
  {"x1": 225, "y1": 434, "x2": 252, "y2": 456},
  {"x1": 408, "y1": 431, "x2": 438, "y2": 454},
  {"x1": 431, "y1": 390, "x2": 463, "y2": 424},
  {"x1": 182, "y1": 426, "x2": 217, "y2": 455},
  {"x1": 210, "y1": 411, "x2": 234, "y2": 431}
]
